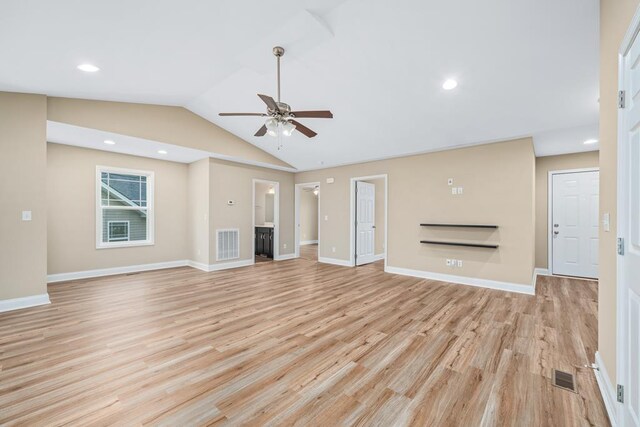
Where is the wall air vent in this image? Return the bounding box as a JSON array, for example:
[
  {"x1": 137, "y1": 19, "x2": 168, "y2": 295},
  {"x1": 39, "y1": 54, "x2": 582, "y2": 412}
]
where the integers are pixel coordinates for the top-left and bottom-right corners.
[{"x1": 216, "y1": 229, "x2": 239, "y2": 261}]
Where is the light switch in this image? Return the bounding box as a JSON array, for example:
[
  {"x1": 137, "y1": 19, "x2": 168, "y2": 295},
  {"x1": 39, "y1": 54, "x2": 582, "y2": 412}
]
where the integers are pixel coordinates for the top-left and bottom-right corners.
[
  {"x1": 457, "y1": 260, "x2": 463, "y2": 267},
  {"x1": 21, "y1": 211, "x2": 32, "y2": 221},
  {"x1": 448, "y1": 178, "x2": 454, "y2": 186},
  {"x1": 457, "y1": 187, "x2": 463, "y2": 194},
  {"x1": 326, "y1": 178, "x2": 335, "y2": 184},
  {"x1": 324, "y1": 215, "x2": 329, "y2": 221},
  {"x1": 452, "y1": 187, "x2": 458, "y2": 195}
]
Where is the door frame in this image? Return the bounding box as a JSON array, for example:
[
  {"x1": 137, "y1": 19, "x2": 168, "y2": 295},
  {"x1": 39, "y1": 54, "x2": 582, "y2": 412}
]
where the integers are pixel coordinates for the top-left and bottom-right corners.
[
  {"x1": 349, "y1": 174, "x2": 388, "y2": 268},
  {"x1": 617, "y1": 8, "x2": 640, "y2": 424},
  {"x1": 252, "y1": 179, "x2": 280, "y2": 263},
  {"x1": 547, "y1": 167, "x2": 599, "y2": 276},
  {"x1": 294, "y1": 182, "x2": 321, "y2": 259}
]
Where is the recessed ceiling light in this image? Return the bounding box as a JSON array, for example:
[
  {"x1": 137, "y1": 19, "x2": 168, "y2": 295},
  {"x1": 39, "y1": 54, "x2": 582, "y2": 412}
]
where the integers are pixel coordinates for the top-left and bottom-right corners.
[
  {"x1": 77, "y1": 63, "x2": 100, "y2": 73},
  {"x1": 584, "y1": 139, "x2": 598, "y2": 145},
  {"x1": 442, "y1": 79, "x2": 458, "y2": 90},
  {"x1": 157, "y1": 150, "x2": 168, "y2": 155},
  {"x1": 103, "y1": 140, "x2": 115, "y2": 145}
]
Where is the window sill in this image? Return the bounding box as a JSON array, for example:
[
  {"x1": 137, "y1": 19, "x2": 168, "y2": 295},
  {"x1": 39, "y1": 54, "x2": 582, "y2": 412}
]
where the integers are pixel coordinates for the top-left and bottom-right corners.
[{"x1": 96, "y1": 241, "x2": 155, "y2": 250}]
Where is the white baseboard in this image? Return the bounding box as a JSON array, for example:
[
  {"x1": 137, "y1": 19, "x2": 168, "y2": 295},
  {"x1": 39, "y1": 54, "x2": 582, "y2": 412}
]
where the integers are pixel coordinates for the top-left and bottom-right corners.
[
  {"x1": 0, "y1": 293, "x2": 51, "y2": 313},
  {"x1": 384, "y1": 265, "x2": 535, "y2": 295},
  {"x1": 47, "y1": 260, "x2": 189, "y2": 283},
  {"x1": 189, "y1": 259, "x2": 253, "y2": 272},
  {"x1": 275, "y1": 253, "x2": 298, "y2": 261},
  {"x1": 594, "y1": 351, "x2": 618, "y2": 427},
  {"x1": 187, "y1": 260, "x2": 210, "y2": 272},
  {"x1": 300, "y1": 240, "x2": 318, "y2": 246},
  {"x1": 373, "y1": 253, "x2": 386, "y2": 261},
  {"x1": 534, "y1": 268, "x2": 550, "y2": 276},
  {"x1": 318, "y1": 257, "x2": 354, "y2": 267}
]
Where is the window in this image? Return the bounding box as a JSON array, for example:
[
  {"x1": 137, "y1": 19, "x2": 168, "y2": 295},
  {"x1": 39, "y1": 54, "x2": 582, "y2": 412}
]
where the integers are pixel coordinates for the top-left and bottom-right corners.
[
  {"x1": 97, "y1": 167, "x2": 154, "y2": 248},
  {"x1": 107, "y1": 221, "x2": 130, "y2": 242}
]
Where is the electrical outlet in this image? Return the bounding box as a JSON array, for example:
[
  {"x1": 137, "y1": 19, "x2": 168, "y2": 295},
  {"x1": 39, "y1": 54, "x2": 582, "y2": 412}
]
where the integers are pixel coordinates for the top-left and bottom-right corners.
[
  {"x1": 21, "y1": 211, "x2": 32, "y2": 221},
  {"x1": 446, "y1": 259, "x2": 452, "y2": 266},
  {"x1": 457, "y1": 260, "x2": 463, "y2": 267},
  {"x1": 283, "y1": 243, "x2": 287, "y2": 249},
  {"x1": 451, "y1": 187, "x2": 458, "y2": 195},
  {"x1": 324, "y1": 215, "x2": 329, "y2": 221},
  {"x1": 332, "y1": 247, "x2": 336, "y2": 253}
]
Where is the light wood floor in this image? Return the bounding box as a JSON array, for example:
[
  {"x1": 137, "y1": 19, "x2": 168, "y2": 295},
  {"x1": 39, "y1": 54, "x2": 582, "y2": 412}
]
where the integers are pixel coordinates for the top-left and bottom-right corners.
[
  {"x1": 299, "y1": 244, "x2": 318, "y2": 261},
  {"x1": 0, "y1": 259, "x2": 608, "y2": 426}
]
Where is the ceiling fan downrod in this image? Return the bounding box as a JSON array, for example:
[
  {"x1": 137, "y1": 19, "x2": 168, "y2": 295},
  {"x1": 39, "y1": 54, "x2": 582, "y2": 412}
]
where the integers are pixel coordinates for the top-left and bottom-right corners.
[{"x1": 273, "y1": 46, "x2": 284, "y2": 104}]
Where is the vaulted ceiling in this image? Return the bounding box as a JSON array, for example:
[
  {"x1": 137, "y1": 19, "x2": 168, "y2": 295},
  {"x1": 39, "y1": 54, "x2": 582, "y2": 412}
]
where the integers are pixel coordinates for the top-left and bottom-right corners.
[{"x1": 0, "y1": 0, "x2": 599, "y2": 170}]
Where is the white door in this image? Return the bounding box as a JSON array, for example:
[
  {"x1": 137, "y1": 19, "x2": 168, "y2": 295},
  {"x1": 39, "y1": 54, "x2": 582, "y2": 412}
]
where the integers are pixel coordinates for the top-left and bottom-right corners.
[
  {"x1": 355, "y1": 181, "x2": 376, "y2": 265},
  {"x1": 551, "y1": 171, "x2": 599, "y2": 278},
  {"x1": 619, "y1": 31, "x2": 640, "y2": 427}
]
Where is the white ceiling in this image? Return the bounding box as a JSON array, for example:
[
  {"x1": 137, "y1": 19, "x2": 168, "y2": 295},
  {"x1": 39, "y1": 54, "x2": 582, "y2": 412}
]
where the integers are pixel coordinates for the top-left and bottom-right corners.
[{"x1": 1, "y1": 0, "x2": 599, "y2": 170}]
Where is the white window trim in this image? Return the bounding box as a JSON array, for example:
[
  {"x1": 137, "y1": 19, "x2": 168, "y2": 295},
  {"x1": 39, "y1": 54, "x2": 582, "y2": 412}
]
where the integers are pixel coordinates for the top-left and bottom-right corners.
[
  {"x1": 107, "y1": 220, "x2": 130, "y2": 242},
  {"x1": 96, "y1": 166, "x2": 155, "y2": 249}
]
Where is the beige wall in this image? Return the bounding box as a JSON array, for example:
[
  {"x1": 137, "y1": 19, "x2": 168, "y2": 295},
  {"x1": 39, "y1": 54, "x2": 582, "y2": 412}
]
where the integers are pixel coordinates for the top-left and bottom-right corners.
[
  {"x1": 599, "y1": 0, "x2": 639, "y2": 385},
  {"x1": 0, "y1": 92, "x2": 48, "y2": 300},
  {"x1": 188, "y1": 159, "x2": 210, "y2": 265},
  {"x1": 300, "y1": 190, "x2": 318, "y2": 242},
  {"x1": 534, "y1": 151, "x2": 599, "y2": 269},
  {"x1": 209, "y1": 159, "x2": 295, "y2": 264},
  {"x1": 46, "y1": 97, "x2": 292, "y2": 169},
  {"x1": 296, "y1": 138, "x2": 536, "y2": 285},
  {"x1": 47, "y1": 144, "x2": 189, "y2": 274},
  {"x1": 363, "y1": 178, "x2": 386, "y2": 256}
]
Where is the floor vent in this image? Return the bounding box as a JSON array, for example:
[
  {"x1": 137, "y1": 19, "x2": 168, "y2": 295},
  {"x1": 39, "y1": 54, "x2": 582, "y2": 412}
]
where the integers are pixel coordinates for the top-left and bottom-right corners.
[
  {"x1": 217, "y1": 229, "x2": 240, "y2": 261},
  {"x1": 552, "y1": 369, "x2": 576, "y2": 393}
]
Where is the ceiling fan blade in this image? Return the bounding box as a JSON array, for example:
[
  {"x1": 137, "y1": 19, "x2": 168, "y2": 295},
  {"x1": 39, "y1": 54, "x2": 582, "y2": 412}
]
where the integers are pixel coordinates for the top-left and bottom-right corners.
[
  {"x1": 290, "y1": 120, "x2": 317, "y2": 138},
  {"x1": 219, "y1": 112, "x2": 266, "y2": 117},
  {"x1": 254, "y1": 124, "x2": 267, "y2": 137},
  {"x1": 291, "y1": 110, "x2": 333, "y2": 119},
  {"x1": 258, "y1": 94, "x2": 279, "y2": 112}
]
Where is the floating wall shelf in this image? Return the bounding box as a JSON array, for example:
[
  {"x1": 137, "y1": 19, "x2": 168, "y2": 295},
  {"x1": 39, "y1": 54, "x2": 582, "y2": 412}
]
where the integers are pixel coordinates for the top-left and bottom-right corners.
[
  {"x1": 420, "y1": 223, "x2": 498, "y2": 229},
  {"x1": 420, "y1": 240, "x2": 499, "y2": 249}
]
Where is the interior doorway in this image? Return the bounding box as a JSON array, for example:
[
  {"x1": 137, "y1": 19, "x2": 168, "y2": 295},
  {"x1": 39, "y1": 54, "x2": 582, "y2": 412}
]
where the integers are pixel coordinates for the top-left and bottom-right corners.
[
  {"x1": 295, "y1": 182, "x2": 320, "y2": 262},
  {"x1": 548, "y1": 168, "x2": 599, "y2": 278},
  {"x1": 350, "y1": 175, "x2": 387, "y2": 267},
  {"x1": 253, "y1": 179, "x2": 279, "y2": 263}
]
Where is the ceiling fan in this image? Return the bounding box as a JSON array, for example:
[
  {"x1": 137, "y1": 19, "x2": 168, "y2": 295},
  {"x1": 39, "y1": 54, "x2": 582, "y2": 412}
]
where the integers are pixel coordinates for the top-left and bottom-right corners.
[{"x1": 219, "y1": 46, "x2": 333, "y2": 139}]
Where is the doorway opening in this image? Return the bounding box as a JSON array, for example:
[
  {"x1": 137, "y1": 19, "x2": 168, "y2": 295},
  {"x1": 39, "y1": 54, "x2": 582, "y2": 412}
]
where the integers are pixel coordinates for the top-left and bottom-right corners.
[
  {"x1": 350, "y1": 174, "x2": 388, "y2": 267},
  {"x1": 295, "y1": 182, "x2": 320, "y2": 262},
  {"x1": 548, "y1": 168, "x2": 599, "y2": 278},
  {"x1": 253, "y1": 179, "x2": 279, "y2": 264}
]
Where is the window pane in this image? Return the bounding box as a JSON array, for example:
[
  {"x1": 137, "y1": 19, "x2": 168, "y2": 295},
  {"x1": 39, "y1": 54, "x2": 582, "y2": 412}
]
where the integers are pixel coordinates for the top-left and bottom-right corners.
[
  {"x1": 101, "y1": 172, "x2": 147, "y2": 206},
  {"x1": 102, "y1": 208, "x2": 147, "y2": 242}
]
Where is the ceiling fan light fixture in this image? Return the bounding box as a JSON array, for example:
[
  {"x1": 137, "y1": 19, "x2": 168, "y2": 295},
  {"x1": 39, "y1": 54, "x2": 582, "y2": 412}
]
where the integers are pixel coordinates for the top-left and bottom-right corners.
[
  {"x1": 282, "y1": 121, "x2": 296, "y2": 137},
  {"x1": 265, "y1": 118, "x2": 279, "y2": 137}
]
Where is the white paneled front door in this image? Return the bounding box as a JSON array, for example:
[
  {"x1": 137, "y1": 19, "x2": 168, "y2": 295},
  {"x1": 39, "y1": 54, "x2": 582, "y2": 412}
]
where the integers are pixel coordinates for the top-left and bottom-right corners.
[
  {"x1": 551, "y1": 171, "x2": 599, "y2": 278},
  {"x1": 619, "y1": 27, "x2": 640, "y2": 427},
  {"x1": 355, "y1": 181, "x2": 376, "y2": 265}
]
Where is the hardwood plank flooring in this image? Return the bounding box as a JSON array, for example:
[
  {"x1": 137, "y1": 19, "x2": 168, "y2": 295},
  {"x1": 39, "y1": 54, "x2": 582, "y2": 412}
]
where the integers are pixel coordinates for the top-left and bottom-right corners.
[
  {"x1": 299, "y1": 244, "x2": 318, "y2": 261},
  {"x1": 0, "y1": 259, "x2": 608, "y2": 426}
]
